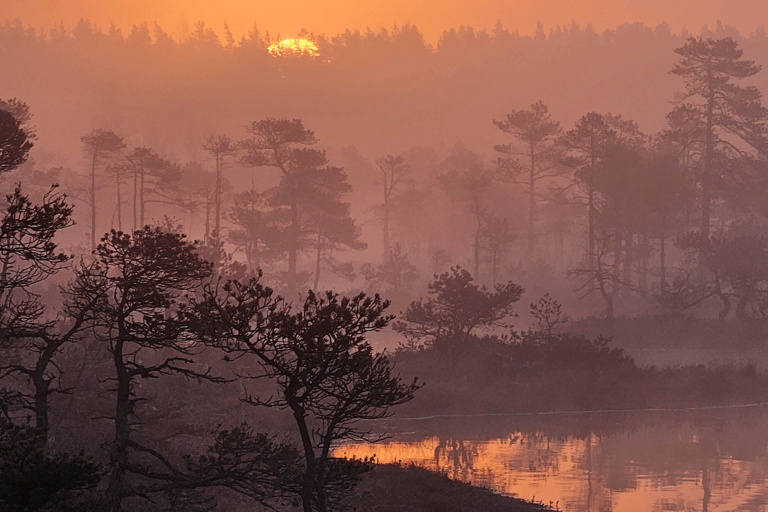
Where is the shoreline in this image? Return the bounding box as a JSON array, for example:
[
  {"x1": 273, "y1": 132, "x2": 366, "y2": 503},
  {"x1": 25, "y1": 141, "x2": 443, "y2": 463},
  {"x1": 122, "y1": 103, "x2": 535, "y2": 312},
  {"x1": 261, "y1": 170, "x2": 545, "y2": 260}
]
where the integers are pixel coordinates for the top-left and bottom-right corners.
[{"x1": 345, "y1": 463, "x2": 557, "y2": 512}]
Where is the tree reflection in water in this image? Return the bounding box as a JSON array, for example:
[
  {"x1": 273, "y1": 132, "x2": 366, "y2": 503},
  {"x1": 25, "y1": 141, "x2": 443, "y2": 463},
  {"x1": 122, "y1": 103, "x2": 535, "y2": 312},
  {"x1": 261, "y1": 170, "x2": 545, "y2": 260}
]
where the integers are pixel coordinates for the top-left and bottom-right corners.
[
  {"x1": 334, "y1": 408, "x2": 768, "y2": 511},
  {"x1": 434, "y1": 439, "x2": 478, "y2": 480}
]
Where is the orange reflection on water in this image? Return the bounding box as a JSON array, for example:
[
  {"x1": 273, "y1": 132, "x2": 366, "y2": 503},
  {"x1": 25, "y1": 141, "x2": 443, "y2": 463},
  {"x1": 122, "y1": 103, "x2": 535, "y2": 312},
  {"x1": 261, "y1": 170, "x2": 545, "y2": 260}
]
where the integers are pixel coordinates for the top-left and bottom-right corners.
[{"x1": 334, "y1": 430, "x2": 768, "y2": 511}]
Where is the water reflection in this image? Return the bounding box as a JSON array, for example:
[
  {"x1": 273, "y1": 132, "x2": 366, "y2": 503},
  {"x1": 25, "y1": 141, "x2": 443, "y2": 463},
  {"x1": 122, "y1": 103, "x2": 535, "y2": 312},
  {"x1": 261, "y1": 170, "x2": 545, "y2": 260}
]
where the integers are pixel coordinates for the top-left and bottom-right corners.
[{"x1": 334, "y1": 408, "x2": 768, "y2": 511}]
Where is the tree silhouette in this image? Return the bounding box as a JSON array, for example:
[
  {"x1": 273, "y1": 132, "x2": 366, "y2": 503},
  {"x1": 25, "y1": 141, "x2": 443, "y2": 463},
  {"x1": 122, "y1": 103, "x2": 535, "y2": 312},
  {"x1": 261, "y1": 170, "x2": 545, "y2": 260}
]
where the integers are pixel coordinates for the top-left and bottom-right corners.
[
  {"x1": 0, "y1": 98, "x2": 35, "y2": 140},
  {"x1": 305, "y1": 191, "x2": 365, "y2": 290},
  {"x1": 529, "y1": 294, "x2": 570, "y2": 337},
  {"x1": 105, "y1": 163, "x2": 131, "y2": 231},
  {"x1": 362, "y1": 243, "x2": 419, "y2": 294},
  {"x1": 0, "y1": 109, "x2": 33, "y2": 175},
  {"x1": 438, "y1": 150, "x2": 492, "y2": 279},
  {"x1": 0, "y1": 185, "x2": 81, "y2": 436},
  {"x1": 242, "y1": 119, "x2": 363, "y2": 295},
  {"x1": 191, "y1": 278, "x2": 420, "y2": 512},
  {"x1": 80, "y1": 129, "x2": 125, "y2": 250},
  {"x1": 0, "y1": 418, "x2": 100, "y2": 512},
  {"x1": 68, "y1": 227, "x2": 218, "y2": 512},
  {"x1": 227, "y1": 189, "x2": 281, "y2": 274},
  {"x1": 201, "y1": 135, "x2": 238, "y2": 242},
  {"x1": 559, "y1": 113, "x2": 616, "y2": 271},
  {"x1": 494, "y1": 101, "x2": 563, "y2": 263},
  {"x1": 241, "y1": 119, "x2": 317, "y2": 294},
  {"x1": 127, "y1": 147, "x2": 182, "y2": 230},
  {"x1": 181, "y1": 424, "x2": 303, "y2": 506},
  {"x1": 668, "y1": 37, "x2": 768, "y2": 238},
  {"x1": 569, "y1": 231, "x2": 625, "y2": 319},
  {"x1": 395, "y1": 267, "x2": 524, "y2": 355},
  {"x1": 674, "y1": 228, "x2": 768, "y2": 320},
  {"x1": 479, "y1": 213, "x2": 516, "y2": 286},
  {"x1": 375, "y1": 154, "x2": 412, "y2": 261}
]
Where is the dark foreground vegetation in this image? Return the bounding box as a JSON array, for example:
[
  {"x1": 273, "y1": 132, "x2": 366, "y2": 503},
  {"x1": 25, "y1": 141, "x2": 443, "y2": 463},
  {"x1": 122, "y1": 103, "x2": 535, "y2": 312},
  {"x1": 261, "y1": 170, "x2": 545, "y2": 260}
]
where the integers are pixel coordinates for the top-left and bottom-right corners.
[
  {"x1": 394, "y1": 333, "x2": 768, "y2": 417},
  {"x1": 344, "y1": 463, "x2": 556, "y2": 512},
  {"x1": 392, "y1": 273, "x2": 768, "y2": 418}
]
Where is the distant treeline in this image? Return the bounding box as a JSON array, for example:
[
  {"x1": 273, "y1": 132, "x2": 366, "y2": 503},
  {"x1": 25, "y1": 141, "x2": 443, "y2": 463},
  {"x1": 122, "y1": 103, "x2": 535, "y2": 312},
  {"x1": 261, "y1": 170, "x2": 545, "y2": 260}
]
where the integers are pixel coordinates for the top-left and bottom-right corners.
[
  {"x1": 5, "y1": 18, "x2": 768, "y2": 321},
  {"x1": 3, "y1": 17, "x2": 767, "y2": 157}
]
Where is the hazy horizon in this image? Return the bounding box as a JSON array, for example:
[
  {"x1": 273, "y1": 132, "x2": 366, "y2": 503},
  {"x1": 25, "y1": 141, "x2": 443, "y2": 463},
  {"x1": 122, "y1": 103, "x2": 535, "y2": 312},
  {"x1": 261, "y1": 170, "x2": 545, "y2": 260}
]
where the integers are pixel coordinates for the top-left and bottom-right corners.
[{"x1": 4, "y1": 0, "x2": 766, "y2": 44}]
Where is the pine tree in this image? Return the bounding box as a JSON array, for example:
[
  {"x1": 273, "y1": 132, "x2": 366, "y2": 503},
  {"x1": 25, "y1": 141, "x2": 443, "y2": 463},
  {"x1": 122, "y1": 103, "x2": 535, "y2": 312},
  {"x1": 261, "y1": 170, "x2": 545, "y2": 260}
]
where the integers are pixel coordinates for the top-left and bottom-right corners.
[{"x1": 668, "y1": 37, "x2": 768, "y2": 237}]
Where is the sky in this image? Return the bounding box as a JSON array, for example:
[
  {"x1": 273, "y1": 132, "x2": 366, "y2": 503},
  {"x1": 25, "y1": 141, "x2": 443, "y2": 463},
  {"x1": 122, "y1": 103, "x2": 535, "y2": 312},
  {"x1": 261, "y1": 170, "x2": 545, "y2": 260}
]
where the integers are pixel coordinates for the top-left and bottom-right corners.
[{"x1": 4, "y1": 0, "x2": 766, "y2": 43}]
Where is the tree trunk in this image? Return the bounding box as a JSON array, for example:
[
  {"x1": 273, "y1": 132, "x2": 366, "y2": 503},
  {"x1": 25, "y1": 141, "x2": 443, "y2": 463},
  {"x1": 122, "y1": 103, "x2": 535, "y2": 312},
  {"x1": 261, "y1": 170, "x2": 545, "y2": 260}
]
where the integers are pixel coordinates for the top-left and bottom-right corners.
[
  {"x1": 527, "y1": 147, "x2": 536, "y2": 264},
  {"x1": 585, "y1": 433, "x2": 593, "y2": 512},
  {"x1": 736, "y1": 290, "x2": 752, "y2": 320},
  {"x1": 115, "y1": 172, "x2": 122, "y2": 231},
  {"x1": 701, "y1": 69, "x2": 715, "y2": 239},
  {"x1": 639, "y1": 233, "x2": 648, "y2": 293},
  {"x1": 623, "y1": 233, "x2": 633, "y2": 293},
  {"x1": 702, "y1": 459, "x2": 710, "y2": 512},
  {"x1": 139, "y1": 169, "x2": 145, "y2": 228},
  {"x1": 604, "y1": 293, "x2": 614, "y2": 320},
  {"x1": 659, "y1": 236, "x2": 667, "y2": 290},
  {"x1": 289, "y1": 396, "x2": 318, "y2": 512},
  {"x1": 214, "y1": 155, "x2": 222, "y2": 240},
  {"x1": 383, "y1": 183, "x2": 391, "y2": 262},
  {"x1": 132, "y1": 166, "x2": 138, "y2": 231},
  {"x1": 491, "y1": 249, "x2": 498, "y2": 286},
  {"x1": 613, "y1": 229, "x2": 622, "y2": 285},
  {"x1": 204, "y1": 190, "x2": 211, "y2": 245},
  {"x1": 31, "y1": 343, "x2": 59, "y2": 440},
  {"x1": 106, "y1": 339, "x2": 131, "y2": 512},
  {"x1": 32, "y1": 377, "x2": 49, "y2": 437},
  {"x1": 473, "y1": 195, "x2": 481, "y2": 279},
  {"x1": 714, "y1": 277, "x2": 730, "y2": 321},
  {"x1": 288, "y1": 198, "x2": 299, "y2": 296},
  {"x1": 313, "y1": 234, "x2": 322, "y2": 290},
  {"x1": 587, "y1": 185, "x2": 595, "y2": 271},
  {"x1": 91, "y1": 151, "x2": 98, "y2": 251}
]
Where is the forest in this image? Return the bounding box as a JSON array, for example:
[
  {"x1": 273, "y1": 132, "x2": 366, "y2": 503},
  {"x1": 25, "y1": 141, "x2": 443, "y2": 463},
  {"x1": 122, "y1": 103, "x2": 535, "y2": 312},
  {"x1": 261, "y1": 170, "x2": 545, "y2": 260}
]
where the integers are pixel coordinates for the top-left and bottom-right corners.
[{"x1": 2, "y1": 16, "x2": 768, "y2": 512}]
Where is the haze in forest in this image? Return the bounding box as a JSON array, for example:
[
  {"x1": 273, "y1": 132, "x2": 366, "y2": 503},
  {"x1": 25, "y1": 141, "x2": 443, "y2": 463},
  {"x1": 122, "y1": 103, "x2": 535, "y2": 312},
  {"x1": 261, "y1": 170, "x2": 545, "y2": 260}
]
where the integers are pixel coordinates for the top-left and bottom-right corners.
[
  {"x1": 6, "y1": 5, "x2": 768, "y2": 512},
  {"x1": 3, "y1": 9, "x2": 768, "y2": 319},
  {"x1": 5, "y1": 0, "x2": 767, "y2": 43}
]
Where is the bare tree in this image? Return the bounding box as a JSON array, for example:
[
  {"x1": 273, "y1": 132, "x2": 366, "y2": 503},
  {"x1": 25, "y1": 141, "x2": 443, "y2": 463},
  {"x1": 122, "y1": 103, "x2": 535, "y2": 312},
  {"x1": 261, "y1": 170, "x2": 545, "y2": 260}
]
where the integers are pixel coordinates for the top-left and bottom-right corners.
[{"x1": 569, "y1": 231, "x2": 625, "y2": 319}]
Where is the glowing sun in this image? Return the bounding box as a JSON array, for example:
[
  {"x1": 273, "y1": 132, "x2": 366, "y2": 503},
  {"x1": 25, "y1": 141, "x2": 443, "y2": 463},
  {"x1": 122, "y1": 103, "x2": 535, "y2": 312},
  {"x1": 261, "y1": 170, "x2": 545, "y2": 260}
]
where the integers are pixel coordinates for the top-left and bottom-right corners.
[{"x1": 268, "y1": 38, "x2": 321, "y2": 57}]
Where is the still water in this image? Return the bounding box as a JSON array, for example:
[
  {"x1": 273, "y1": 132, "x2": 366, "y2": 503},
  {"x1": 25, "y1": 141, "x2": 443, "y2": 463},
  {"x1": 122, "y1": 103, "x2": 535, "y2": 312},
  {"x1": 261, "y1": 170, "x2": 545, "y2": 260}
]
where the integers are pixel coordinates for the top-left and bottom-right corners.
[{"x1": 334, "y1": 406, "x2": 768, "y2": 511}]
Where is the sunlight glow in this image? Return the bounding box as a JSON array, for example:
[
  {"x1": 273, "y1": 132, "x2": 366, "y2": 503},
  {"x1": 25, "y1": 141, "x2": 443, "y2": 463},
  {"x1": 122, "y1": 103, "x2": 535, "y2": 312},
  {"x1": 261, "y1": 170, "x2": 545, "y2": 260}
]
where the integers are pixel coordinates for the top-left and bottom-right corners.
[{"x1": 268, "y1": 38, "x2": 320, "y2": 57}]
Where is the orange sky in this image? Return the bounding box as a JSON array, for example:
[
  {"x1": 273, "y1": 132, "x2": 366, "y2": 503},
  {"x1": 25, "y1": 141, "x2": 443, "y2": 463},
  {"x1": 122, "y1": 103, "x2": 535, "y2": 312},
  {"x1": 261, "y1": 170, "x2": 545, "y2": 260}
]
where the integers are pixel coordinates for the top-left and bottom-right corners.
[{"x1": 3, "y1": 0, "x2": 765, "y2": 43}]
